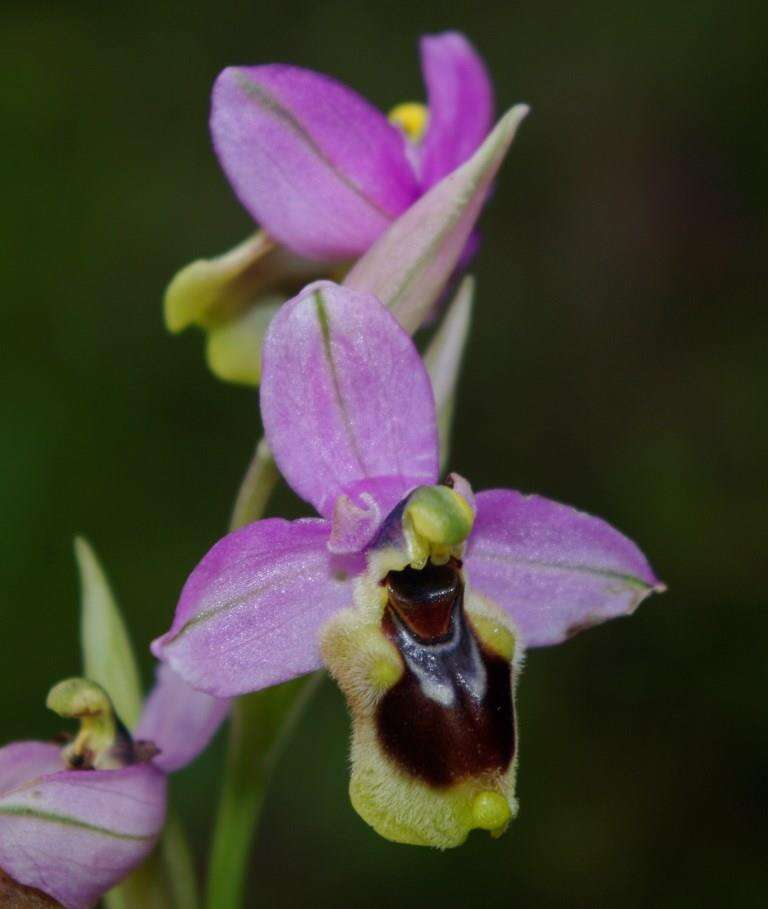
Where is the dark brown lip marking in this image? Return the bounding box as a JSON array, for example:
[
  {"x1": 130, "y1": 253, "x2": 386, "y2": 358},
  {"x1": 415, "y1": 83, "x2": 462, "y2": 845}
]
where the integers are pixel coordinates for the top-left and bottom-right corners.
[{"x1": 377, "y1": 561, "x2": 515, "y2": 788}]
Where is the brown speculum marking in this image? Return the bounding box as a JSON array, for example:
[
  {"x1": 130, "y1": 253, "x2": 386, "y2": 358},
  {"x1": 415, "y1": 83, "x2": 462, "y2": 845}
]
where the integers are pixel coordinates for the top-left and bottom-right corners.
[{"x1": 377, "y1": 559, "x2": 515, "y2": 788}]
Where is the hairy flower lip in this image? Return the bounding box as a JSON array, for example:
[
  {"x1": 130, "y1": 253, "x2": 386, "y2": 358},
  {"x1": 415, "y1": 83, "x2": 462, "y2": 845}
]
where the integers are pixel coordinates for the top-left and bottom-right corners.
[{"x1": 151, "y1": 280, "x2": 663, "y2": 848}]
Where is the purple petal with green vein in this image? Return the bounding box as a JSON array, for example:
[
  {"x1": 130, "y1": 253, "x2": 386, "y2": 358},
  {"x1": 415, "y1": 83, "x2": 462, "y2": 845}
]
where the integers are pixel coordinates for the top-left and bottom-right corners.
[
  {"x1": 0, "y1": 763, "x2": 165, "y2": 909},
  {"x1": 344, "y1": 105, "x2": 528, "y2": 334},
  {"x1": 465, "y1": 490, "x2": 665, "y2": 647},
  {"x1": 151, "y1": 518, "x2": 358, "y2": 697},
  {"x1": 211, "y1": 65, "x2": 418, "y2": 260},
  {"x1": 260, "y1": 281, "x2": 439, "y2": 519}
]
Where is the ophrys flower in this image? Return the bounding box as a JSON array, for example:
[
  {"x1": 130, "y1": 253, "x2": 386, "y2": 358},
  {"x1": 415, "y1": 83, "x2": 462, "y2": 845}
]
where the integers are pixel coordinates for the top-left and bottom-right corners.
[
  {"x1": 0, "y1": 667, "x2": 227, "y2": 908},
  {"x1": 153, "y1": 281, "x2": 663, "y2": 848},
  {"x1": 165, "y1": 32, "x2": 527, "y2": 386}
]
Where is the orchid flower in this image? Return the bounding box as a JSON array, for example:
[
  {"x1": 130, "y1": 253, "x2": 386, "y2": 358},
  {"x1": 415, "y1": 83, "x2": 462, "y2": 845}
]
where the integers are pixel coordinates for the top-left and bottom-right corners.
[
  {"x1": 211, "y1": 30, "x2": 493, "y2": 259},
  {"x1": 0, "y1": 665, "x2": 228, "y2": 908},
  {"x1": 153, "y1": 281, "x2": 663, "y2": 849},
  {"x1": 164, "y1": 31, "x2": 526, "y2": 385}
]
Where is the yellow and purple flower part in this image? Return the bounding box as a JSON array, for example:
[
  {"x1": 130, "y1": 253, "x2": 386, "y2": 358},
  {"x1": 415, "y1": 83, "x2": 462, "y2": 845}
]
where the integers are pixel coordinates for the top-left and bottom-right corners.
[
  {"x1": 210, "y1": 31, "x2": 493, "y2": 259},
  {"x1": 0, "y1": 666, "x2": 228, "y2": 908},
  {"x1": 153, "y1": 281, "x2": 663, "y2": 848},
  {"x1": 164, "y1": 31, "x2": 527, "y2": 385}
]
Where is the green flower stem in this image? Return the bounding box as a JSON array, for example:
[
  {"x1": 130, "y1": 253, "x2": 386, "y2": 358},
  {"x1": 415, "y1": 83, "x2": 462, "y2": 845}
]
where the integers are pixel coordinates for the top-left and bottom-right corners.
[
  {"x1": 229, "y1": 437, "x2": 278, "y2": 531},
  {"x1": 104, "y1": 852, "x2": 168, "y2": 909},
  {"x1": 205, "y1": 437, "x2": 320, "y2": 908},
  {"x1": 162, "y1": 811, "x2": 201, "y2": 909},
  {"x1": 205, "y1": 675, "x2": 320, "y2": 909}
]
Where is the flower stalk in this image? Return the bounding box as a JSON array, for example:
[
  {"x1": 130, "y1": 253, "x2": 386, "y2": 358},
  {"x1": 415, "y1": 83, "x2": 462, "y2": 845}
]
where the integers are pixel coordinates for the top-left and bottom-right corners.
[
  {"x1": 206, "y1": 676, "x2": 319, "y2": 909},
  {"x1": 207, "y1": 438, "x2": 317, "y2": 909}
]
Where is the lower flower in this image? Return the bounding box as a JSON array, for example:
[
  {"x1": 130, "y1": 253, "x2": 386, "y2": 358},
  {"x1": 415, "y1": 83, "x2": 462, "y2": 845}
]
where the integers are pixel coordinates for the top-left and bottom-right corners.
[
  {"x1": 0, "y1": 668, "x2": 228, "y2": 908},
  {"x1": 153, "y1": 281, "x2": 664, "y2": 848}
]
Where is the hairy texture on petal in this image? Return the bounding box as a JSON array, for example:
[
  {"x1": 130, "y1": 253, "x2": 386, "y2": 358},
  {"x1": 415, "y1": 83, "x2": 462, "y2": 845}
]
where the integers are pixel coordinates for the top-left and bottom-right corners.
[
  {"x1": 152, "y1": 518, "x2": 358, "y2": 697},
  {"x1": 0, "y1": 743, "x2": 62, "y2": 796},
  {"x1": 211, "y1": 65, "x2": 418, "y2": 260},
  {"x1": 418, "y1": 32, "x2": 494, "y2": 189},
  {"x1": 136, "y1": 664, "x2": 230, "y2": 773},
  {"x1": 261, "y1": 282, "x2": 439, "y2": 522},
  {"x1": 465, "y1": 490, "x2": 665, "y2": 647},
  {"x1": 0, "y1": 765, "x2": 166, "y2": 909},
  {"x1": 345, "y1": 106, "x2": 528, "y2": 334}
]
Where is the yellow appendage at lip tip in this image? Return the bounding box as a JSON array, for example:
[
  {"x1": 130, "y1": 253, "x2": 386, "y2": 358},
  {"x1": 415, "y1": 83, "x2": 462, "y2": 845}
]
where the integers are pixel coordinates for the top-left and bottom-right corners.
[
  {"x1": 472, "y1": 791, "x2": 512, "y2": 832},
  {"x1": 388, "y1": 102, "x2": 429, "y2": 143}
]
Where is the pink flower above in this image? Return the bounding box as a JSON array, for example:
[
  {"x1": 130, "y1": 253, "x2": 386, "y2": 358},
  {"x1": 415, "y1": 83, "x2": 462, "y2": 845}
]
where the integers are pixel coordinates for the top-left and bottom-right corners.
[{"x1": 211, "y1": 32, "x2": 495, "y2": 260}]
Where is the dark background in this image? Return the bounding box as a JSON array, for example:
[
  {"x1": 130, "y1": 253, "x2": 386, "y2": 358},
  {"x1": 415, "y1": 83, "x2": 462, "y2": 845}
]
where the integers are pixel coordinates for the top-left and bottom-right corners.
[{"x1": 2, "y1": 1, "x2": 766, "y2": 906}]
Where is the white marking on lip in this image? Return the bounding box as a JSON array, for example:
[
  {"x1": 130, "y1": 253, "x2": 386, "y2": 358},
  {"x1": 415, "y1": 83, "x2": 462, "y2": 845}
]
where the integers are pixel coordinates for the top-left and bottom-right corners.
[{"x1": 397, "y1": 611, "x2": 488, "y2": 708}]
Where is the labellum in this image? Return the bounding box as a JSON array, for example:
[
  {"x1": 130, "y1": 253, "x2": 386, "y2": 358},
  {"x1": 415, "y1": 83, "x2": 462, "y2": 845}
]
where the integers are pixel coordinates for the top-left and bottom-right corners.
[{"x1": 323, "y1": 554, "x2": 520, "y2": 849}]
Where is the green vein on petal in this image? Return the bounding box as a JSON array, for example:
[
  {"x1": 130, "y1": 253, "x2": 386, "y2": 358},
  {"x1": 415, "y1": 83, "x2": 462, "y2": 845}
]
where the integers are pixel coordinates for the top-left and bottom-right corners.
[
  {"x1": 346, "y1": 104, "x2": 529, "y2": 334},
  {"x1": 313, "y1": 290, "x2": 367, "y2": 474},
  {"x1": 471, "y1": 552, "x2": 662, "y2": 591},
  {"x1": 234, "y1": 71, "x2": 396, "y2": 220},
  {"x1": 0, "y1": 805, "x2": 155, "y2": 841}
]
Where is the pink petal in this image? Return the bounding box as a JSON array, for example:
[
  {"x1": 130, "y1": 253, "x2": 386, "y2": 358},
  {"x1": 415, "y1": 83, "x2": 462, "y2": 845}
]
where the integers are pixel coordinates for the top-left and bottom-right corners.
[
  {"x1": 345, "y1": 106, "x2": 528, "y2": 335},
  {"x1": 0, "y1": 742, "x2": 62, "y2": 796},
  {"x1": 136, "y1": 664, "x2": 230, "y2": 773},
  {"x1": 0, "y1": 764, "x2": 166, "y2": 909},
  {"x1": 152, "y1": 518, "x2": 359, "y2": 697},
  {"x1": 260, "y1": 281, "x2": 439, "y2": 521},
  {"x1": 418, "y1": 32, "x2": 494, "y2": 188},
  {"x1": 211, "y1": 65, "x2": 418, "y2": 260},
  {"x1": 465, "y1": 490, "x2": 664, "y2": 647}
]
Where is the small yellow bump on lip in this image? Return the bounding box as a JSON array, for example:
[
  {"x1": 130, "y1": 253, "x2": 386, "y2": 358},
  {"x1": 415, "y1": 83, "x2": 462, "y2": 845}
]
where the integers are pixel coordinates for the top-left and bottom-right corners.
[
  {"x1": 472, "y1": 791, "x2": 511, "y2": 833},
  {"x1": 388, "y1": 102, "x2": 429, "y2": 143},
  {"x1": 369, "y1": 654, "x2": 403, "y2": 692}
]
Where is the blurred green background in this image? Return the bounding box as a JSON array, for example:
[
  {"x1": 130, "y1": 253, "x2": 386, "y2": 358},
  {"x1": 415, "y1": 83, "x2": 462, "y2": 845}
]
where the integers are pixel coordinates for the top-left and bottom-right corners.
[{"x1": 2, "y1": 1, "x2": 766, "y2": 906}]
